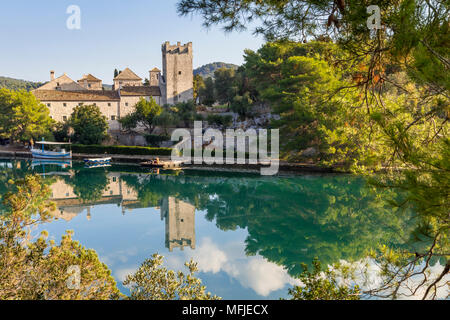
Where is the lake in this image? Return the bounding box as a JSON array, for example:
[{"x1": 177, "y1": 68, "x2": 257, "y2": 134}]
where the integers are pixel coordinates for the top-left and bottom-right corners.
[{"x1": 0, "y1": 159, "x2": 415, "y2": 299}]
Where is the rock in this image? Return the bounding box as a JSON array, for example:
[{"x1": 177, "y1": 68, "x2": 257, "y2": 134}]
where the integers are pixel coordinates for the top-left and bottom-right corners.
[{"x1": 301, "y1": 147, "x2": 319, "y2": 158}]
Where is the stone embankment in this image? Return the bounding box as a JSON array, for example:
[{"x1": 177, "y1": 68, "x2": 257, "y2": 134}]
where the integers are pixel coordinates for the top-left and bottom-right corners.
[{"x1": 0, "y1": 148, "x2": 337, "y2": 174}]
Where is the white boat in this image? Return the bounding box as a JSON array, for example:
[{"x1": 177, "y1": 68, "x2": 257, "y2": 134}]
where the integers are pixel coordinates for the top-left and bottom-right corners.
[{"x1": 31, "y1": 141, "x2": 72, "y2": 159}]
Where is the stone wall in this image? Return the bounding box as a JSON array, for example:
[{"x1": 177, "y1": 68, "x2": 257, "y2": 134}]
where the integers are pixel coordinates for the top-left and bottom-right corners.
[
  {"x1": 45, "y1": 101, "x2": 121, "y2": 131},
  {"x1": 162, "y1": 42, "x2": 194, "y2": 105}
]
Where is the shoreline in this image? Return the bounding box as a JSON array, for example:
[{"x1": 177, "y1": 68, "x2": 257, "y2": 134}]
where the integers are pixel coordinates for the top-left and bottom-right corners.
[{"x1": 0, "y1": 149, "x2": 341, "y2": 174}]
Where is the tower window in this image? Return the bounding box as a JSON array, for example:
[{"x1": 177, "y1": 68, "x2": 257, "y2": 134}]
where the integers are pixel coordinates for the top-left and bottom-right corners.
[
  {"x1": 108, "y1": 103, "x2": 111, "y2": 106},
  {"x1": 178, "y1": 71, "x2": 182, "y2": 75},
  {"x1": 63, "y1": 103, "x2": 67, "y2": 107}
]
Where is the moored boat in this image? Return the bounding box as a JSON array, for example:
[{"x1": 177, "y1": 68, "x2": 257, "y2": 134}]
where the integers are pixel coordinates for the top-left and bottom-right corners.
[
  {"x1": 140, "y1": 159, "x2": 182, "y2": 170},
  {"x1": 31, "y1": 141, "x2": 72, "y2": 159}
]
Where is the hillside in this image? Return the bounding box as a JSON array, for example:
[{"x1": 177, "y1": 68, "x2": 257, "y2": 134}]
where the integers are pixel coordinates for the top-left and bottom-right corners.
[
  {"x1": 0, "y1": 76, "x2": 43, "y2": 91},
  {"x1": 194, "y1": 62, "x2": 239, "y2": 79}
]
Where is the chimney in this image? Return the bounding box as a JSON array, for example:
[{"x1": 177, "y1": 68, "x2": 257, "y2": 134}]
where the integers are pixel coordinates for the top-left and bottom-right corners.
[{"x1": 50, "y1": 70, "x2": 55, "y2": 81}]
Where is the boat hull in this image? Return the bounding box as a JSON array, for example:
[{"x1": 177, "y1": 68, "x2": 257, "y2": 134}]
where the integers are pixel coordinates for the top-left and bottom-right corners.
[{"x1": 31, "y1": 149, "x2": 72, "y2": 159}]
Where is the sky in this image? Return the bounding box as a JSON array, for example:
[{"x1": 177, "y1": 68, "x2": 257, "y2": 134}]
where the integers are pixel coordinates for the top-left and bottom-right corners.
[{"x1": 0, "y1": 0, "x2": 264, "y2": 83}]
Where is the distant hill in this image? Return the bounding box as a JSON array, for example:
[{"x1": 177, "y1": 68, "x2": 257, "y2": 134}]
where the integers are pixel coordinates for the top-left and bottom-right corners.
[
  {"x1": 194, "y1": 62, "x2": 239, "y2": 79},
  {"x1": 0, "y1": 76, "x2": 43, "y2": 91}
]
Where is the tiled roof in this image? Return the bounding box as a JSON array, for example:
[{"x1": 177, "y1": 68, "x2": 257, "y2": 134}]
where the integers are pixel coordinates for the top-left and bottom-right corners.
[
  {"x1": 114, "y1": 68, "x2": 142, "y2": 80},
  {"x1": 34, "y1": 90, "x2": 120, "y2": 101},
  {"x1": 120, "y1": 86, "x2": 161, "y2": 96},
  {"x1": 78, "y1": 74, "x2": 102, "y2": 82},
  {"x1": 151, "y1": 67, "x2": 161, "y2": 72}
]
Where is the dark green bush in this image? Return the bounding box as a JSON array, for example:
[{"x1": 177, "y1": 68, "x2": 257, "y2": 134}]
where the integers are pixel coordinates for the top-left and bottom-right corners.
[
  {"x1": 72, "y1": 144, "x2": 173, "y2": 156},
  {"x1": 144, "y1": 134, "x2": 170, "y2": 146},
  {"x1": 206, "y1": 114, "x2": 233, "y2": 127}
]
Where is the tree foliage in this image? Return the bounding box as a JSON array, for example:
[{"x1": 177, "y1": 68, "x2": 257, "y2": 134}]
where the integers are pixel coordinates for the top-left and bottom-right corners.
[
  {"x1": 178, "y1": 0, "x2": 449, "y2": 299},
  {"x1": 0, "y1": 76, "x2": 43, "y2": 92},
  {"x1": 68, "y1": 104, "x2": 108, "y2": 145},
  {"x1": 124, "y1": 254, "x2": 221, "y2": 300},
  {"x1": 119, "y1": 97, "x2": 162, "y2": 134},
  {"x1": 198, "y1": 77, "x2": 216, "y2": 106},
  {"x1": 0, "y1": 88, "x2": 54, "y2": 143},
  {"x1": 288, "y1": 259, "x2": 360, "y2": 300},
  {"x1": 0, "y1": 175, "x2": 121, "y2": 300}
]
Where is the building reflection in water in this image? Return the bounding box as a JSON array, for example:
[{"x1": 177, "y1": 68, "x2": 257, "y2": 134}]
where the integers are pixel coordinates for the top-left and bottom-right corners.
[
  {"x1": 48, "y1": 173, "x2": 196, "y2": 252},
  {"x1": 161, "y1": 197, "x2": 195, "y2": 252}
]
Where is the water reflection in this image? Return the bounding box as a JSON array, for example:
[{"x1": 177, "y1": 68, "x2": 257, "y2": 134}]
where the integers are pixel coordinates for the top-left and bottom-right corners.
[
  {"x1": 162, "y1": 197, "x2": 196, "y2": 252},
  {"x1": 0, "y1": 160, "x2": 420, "y2": 298},
  {"x1": 48, "y1": 173, "x2": 197, "y2": 253}
]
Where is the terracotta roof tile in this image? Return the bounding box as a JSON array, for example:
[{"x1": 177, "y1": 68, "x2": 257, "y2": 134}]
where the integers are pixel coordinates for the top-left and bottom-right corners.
[
  {"x1": 34, "y1": 90, "x2": 120, "y2": 101},
  {"x1": 114, "y1": 68, "x2": 142, "y2": 80},
  {"x1": 78, "y1": 74, "x2": 102, "y2": 82}
]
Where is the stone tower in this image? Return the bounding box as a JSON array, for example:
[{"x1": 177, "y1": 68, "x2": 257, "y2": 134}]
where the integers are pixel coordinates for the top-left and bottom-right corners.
[
  {"x1": 161, "y1": 41, "x2": 193, "y2": 105},
  {"x1": 161, "y1": 197, "x2": 196, "y2": 252},
  {"x1": 149, "y1": 68, "x2": 161, "y2": 87}
]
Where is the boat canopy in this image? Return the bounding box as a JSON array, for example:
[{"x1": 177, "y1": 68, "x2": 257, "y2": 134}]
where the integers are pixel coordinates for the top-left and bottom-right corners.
[{"x1": 35, "y1": 141, "x2": 72, "y2": 145}]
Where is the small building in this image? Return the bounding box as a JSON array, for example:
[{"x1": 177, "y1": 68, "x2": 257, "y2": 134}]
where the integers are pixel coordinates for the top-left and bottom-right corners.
[
  {"x1": 113, "y1": 68, "x2": 143, "y2": 90},
  {"x1": 77, "y1": 74, "x2": 103, "y2": 90}
]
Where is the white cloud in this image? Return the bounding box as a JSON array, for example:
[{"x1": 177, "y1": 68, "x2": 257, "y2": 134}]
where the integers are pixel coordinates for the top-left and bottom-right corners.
[
  {"x1": 191, "y1": 237, "x2": 227, "y2": 274},
  {"x1": 115, "y1": 267, "x2": 138, "y2": 283},
  {"x1": 183, "y1": 237, "x2": 300, "y2": 297}
]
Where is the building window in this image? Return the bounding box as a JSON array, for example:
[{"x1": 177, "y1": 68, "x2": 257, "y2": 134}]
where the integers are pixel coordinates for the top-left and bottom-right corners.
[
  {"x1": 63, "y1": 103, "x2": 67, "y2": 107},
  {"x1": 63, "y1": 116, "x2": 67, "y2": 121},
  {"x1": 47, "y1": 103, "x2": 51, "y2": 107},
  {"x1": 111, "y1": 116, "x2": 116, "y2": 120},
  {"x1": 113, "y1": 177, "x2": 116, "y2": 182},
  {"x1": 88, "y1": 84, "x2": 91, "y2": 88},
  {"x1": 108, "y1": 103, "x2": 111, "y2": 106},
  {"x1": 78, "y1": 103, "x2": 82, "y2": 106},
  {"x1": 178, "y1": 71, "x2": 182, "y2": 75},
  {"x1": 125, "y1": 103, "x2": 129, "y2": 106}
]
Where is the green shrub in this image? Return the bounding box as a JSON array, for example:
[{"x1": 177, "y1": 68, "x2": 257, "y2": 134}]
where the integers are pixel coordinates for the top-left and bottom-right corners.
[
  {"x1": 206, "y1": 114, "x2": 233, "y2": 127},
  {"x1": 72, "y1": 144, "x2": 173, "y2": 156},
  {"x1": 144, "y1": 134, "x2": 170, "y2": 146}
]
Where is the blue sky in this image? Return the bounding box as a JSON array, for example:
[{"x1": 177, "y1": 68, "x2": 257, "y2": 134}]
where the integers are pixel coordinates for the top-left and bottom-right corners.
[{"x1": 0, "y1": 0, "x2": 264, "y2": 83}]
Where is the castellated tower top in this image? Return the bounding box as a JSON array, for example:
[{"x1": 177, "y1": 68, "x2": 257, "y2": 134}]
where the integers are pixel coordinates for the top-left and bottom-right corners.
[
  {"x1": 161, "y1": 41, "x2": 193, "y2": 105},
  {"x1": 162, "y1": 41, "x2": 193, "y2": 54}
]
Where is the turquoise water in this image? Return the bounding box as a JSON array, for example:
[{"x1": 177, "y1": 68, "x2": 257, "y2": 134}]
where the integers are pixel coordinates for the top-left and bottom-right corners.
[{"x1": 0, "y1": 160, "x2": 415, "y2": 299}]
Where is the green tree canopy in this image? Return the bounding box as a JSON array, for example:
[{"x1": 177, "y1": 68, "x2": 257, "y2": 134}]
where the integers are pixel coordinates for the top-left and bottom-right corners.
[
  {"x1": 214, "y1": 67, "x2": 237, "y2": 105},
  {"x1": 0, "y1": 88, "x2": 54, "y2": 143},
  {"x1": 68, "y1": 104, "x2": 108, "y2": 145},
  {"x1": 198, "y1": 77, "x2": 216, "y2": 106},
  {"x1": 119, "y1": 97, "x2": 162, "y2": 134}
]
